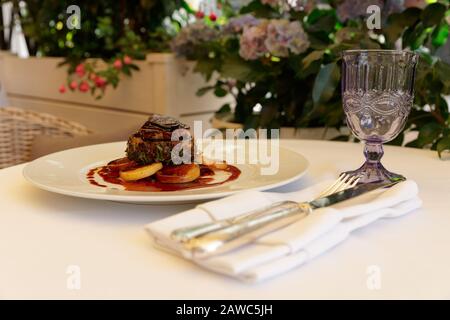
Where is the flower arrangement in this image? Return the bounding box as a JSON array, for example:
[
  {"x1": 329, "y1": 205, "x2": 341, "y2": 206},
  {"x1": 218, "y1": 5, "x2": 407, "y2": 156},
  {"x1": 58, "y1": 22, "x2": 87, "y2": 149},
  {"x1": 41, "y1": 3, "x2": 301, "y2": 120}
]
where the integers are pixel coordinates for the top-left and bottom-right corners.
[
  {"x1": 11, "y1": 0, "x2": 190, "y2": 98},
  {"x1": 172, "y1": 0, "x2": 450, "y2": 157},
  {"x1": 57, "y1": 54, "x2": 135, "y2": 97}
]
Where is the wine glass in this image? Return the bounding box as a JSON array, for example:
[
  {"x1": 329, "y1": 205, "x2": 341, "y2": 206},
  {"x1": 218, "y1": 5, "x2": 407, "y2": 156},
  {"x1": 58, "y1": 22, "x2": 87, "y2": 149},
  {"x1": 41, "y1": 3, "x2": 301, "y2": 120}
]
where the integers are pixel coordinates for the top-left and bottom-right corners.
[{"x1": 341, "y1": 49, "x2": 419, "y2": 184}]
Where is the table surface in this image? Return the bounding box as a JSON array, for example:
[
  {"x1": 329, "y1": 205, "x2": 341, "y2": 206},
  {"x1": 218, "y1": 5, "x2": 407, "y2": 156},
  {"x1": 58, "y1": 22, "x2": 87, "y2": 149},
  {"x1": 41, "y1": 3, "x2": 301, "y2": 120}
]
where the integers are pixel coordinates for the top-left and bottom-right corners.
[{"x1": 1, "y1": 140, "x2": 449, "y2": 299}]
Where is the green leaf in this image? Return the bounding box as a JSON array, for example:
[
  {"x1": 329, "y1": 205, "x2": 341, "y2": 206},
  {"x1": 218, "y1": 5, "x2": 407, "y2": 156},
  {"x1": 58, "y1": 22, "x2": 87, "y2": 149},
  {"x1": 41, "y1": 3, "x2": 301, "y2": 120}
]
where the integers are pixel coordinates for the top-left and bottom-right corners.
[
  {"x1": 406, "y1": 122, "x2": 443, "y2": 148},
  {"x1": 239, "y1": 0, "x2": 273, "y2": 18},
  {"x1": 386, "y1": 133, "x2": 404, "y2": 146},
  {"x1": 416, "y1": 48, "x2": 435, "y2": 65},
  {"x1": 437, "y1": 136, "x2": 450, "y2": 158},
  {"x1": 312, "y1": 62, "x2": 340, "y2": 105},
  {"x1": 121, "y1": 67, "x2": 132, "y2": 76},
  {"x1": 437, "y1": 95, "x2": 450, "y2": 119},
  {"x1": 243, "y1": 114, "x2": 260, "y2": 131},
  {"x1": 193, "y1": 59, "x2": 217, "y2": 82},
  {"x1": 196, "y1": 86, "x2": 214, "y2": 97},
  {"x1": 214, "y1": 87, "x2": 228, "y2": 97},
  {"x1": 307, "y1": 33, "x2": 331, "y2": 50},
  {"x1": 302, "y1": 50, "x2": 324, "y2": 69},
  {"x1": 384, "y1": 8, "x2": 421, "y2": 46},
  {"x1": 405, "y1": 23, "x2": 429, "y2": 50},
  {"x1": 128, "y1": 64, "x2": 140, "y2": 71},
  {"x1": 435, "y1": 60, "x2": 450, "y2": 87},
  {"x1": 306, "y1": 9, "x2": 337, "y2": 34},
  {"x1": 216, "y1": 103, "x2": 231, "y2": 115},
  {"x1": 298, "y1": 59, "x2": 322, "y2": 79},
  {"x1": 220, "y1": 56, "x2": 261, "y2": 82},
  {"x1": 307, "y1": 9, "x2": 335, "y2": 26},
  {"x1": 334, "y1": 27, "x2": 361, "y2": 44},
  {"x1": 432, "y1": 23, "x2": 449, "y2": 47},
  {"x1": 259, "y1": 102, "x2": 279, "y2": 128},
  {"x1": 421, "y1": 3, "x2": 446, "y2": 27}
]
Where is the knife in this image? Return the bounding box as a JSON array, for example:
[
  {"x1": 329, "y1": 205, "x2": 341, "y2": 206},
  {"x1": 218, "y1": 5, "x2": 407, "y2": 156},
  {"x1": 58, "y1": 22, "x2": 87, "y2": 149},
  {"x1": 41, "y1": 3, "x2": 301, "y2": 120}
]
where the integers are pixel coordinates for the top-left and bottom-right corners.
[{"x1": 180, "y1": 181, "x2": 400, "y2": 259}]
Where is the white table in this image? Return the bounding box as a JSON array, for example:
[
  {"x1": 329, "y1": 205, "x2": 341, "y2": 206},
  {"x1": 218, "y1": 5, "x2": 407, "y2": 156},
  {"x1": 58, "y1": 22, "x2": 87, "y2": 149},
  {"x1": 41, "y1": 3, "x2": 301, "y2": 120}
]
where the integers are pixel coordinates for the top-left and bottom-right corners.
[{"x1": 1, "y1": 140, "x2": 449, "y2": 299}]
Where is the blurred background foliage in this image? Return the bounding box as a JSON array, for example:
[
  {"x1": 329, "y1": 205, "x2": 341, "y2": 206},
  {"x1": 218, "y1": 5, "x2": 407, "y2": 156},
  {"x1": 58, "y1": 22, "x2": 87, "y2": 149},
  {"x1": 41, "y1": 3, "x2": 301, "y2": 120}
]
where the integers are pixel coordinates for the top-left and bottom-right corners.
[
  {"x1": 0, "y1": 0, "x2": 192, "y2": 97},
  {"x1": 172, "y1": 0, "x2": 450, "y2": 157},
  {"x1": 0, "y1": 0, "x2": 449, "y2": 156},
  {"x1": 11, "y1": 0, "x2": 189, "y2": 58}
]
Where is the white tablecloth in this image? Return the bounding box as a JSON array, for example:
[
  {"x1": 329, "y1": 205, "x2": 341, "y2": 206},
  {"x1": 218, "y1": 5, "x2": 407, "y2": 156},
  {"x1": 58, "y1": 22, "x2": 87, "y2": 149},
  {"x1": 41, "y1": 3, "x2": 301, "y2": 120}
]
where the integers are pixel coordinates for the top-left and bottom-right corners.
[{"x1": 0, "y1": 140, "x2": 449, "y2": 299}]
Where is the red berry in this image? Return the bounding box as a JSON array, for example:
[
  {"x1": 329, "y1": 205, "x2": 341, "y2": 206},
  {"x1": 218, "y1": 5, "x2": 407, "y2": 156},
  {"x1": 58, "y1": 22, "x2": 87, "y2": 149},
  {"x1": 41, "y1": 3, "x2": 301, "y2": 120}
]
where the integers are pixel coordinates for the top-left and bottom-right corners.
[
  {"x1": 209, "y1": 13, "x2": 217, "y2": 21},
  {"x1": 78, "y1": 81, "x2": 90, "y2": 92},
  {"x1": 69, "y1": 80, "x2": 78, "y2": 90},
  {"x1": 123, "y1": 55, "x2": 132, "y2": 65},
  {"x1": 113, "y1": 59, "x2": 123, "y2": 69},
  {"x1": 59, "y1": 84, "x2": 66, "y2": 94},
  {"x1": 75, "y1": 63, "x2": 85, "y2": 77},
  {"x1": 196, "y1": 11, "x2": 205, "y2": 19},
  {"x1": 94, "y1": 76, "x2": 107, "y2": 88}
]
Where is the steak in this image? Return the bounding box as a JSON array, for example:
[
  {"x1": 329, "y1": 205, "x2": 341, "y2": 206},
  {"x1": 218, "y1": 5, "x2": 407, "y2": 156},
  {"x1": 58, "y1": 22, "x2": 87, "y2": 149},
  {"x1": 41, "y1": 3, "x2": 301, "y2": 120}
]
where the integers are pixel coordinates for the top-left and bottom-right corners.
[{"x1": 126, "y1": 114, "x2": 191, "y2": 165}]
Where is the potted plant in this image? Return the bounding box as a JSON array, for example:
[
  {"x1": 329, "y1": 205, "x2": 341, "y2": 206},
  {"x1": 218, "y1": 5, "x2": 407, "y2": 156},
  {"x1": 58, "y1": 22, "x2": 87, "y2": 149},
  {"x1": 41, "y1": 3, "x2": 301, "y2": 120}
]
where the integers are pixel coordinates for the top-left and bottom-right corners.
[
  {"x1": 172, "y1": 0, "x2": 450, "y2": 157},
  {"x1": 0, "y1": 0, "x2": 224, "y2": 126}
]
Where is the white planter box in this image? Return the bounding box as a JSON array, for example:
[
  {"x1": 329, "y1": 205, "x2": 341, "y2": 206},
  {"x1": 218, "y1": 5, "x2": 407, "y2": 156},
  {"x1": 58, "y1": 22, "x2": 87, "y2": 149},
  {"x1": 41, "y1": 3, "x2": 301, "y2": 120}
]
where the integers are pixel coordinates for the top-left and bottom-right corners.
[
  {"x1": 0, "y1": 52, "x2": 224, "y2": 134},
  {"x1": 212, "y1": 115, "x2": 347, "y2": 140}
]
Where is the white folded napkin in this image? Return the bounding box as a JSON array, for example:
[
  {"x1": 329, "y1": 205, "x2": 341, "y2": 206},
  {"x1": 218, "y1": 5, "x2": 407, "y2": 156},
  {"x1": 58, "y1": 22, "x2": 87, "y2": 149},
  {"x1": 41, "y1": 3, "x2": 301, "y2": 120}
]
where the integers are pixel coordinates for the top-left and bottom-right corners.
[{"x1": 145, "y1": 180, "x2": 422, "y2": 283}]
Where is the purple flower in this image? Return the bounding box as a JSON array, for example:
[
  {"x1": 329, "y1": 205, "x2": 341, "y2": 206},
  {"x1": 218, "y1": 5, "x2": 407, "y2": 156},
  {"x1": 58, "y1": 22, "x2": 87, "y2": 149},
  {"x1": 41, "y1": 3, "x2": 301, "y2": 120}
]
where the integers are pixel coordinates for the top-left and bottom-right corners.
[
  {"x1": 261, "y1": 0, "x2": 282, "y2": 6},
  {"x1": 238, "y1": 18, "x2": 310, "y2": 60},
  {"x1": 171, "y1": 22, "x2": 218, "y2": 57},
  {"x1": 261, "y1": 0, "x2": 314, "y2": 12},
  {"x1": 337, "y1": 0, "x2": 384, "y2": 22},
  {"x1": 223, "y1": 14, "x2": 260, "y2": 34},
  {"x1": 265, "y1": 20, "x2": 309, "y2": 57},
  {"x1": 239, "y1": 20, "x2": 269, "y2": 60},
  {"x1": 404, "y1": 0, "x2": 427, "y2": 9}
]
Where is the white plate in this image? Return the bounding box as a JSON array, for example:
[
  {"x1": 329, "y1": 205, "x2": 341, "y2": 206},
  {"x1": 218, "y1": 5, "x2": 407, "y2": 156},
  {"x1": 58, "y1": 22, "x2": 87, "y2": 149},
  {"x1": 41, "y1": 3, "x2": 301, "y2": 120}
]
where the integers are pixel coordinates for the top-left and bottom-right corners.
[{"x1": 23, "y1": 141, "x2": 309, "y2": 204}]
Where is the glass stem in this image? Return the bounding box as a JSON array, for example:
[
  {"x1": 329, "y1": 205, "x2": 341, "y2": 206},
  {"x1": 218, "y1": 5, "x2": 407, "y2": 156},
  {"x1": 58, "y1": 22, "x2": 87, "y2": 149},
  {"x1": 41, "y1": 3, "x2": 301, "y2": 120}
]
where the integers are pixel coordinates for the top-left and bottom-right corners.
[{"x1": 364, "y1": 143, "x2": 384, "y2": 165}]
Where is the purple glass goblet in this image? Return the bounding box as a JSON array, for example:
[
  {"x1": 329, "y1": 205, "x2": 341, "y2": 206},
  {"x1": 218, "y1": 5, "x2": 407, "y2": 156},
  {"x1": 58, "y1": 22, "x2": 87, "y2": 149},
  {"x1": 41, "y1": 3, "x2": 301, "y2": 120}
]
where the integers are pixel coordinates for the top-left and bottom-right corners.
[{"x1": 341, "y1": 50, "x2": 419, "y2": 184}]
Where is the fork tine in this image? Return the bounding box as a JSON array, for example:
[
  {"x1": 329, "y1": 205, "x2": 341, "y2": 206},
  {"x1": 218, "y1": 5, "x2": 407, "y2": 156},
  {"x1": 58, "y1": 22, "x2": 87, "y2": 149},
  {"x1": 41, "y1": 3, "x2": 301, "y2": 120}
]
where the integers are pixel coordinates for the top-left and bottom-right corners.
[
  {"x1": 348, "y1": 175, "x2": 361, "y2": 188},
  {"x1": 347, "y1": 175, "x2": 358, "y2": 186},
  {"x1": 317, "y1": 173, "x2": 362, "y2": 199},
  {"x1": 327, "y1": 173, "x2": 350, "y2": 195},
  {"x1": 317, "y1": 173, "x2": 347, "y2": 198}
]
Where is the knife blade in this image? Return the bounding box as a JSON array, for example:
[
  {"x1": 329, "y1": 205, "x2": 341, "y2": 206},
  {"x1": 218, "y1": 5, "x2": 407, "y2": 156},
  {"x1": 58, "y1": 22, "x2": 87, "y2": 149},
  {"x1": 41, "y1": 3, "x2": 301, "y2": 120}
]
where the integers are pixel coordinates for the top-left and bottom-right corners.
[
  {"x1": 171, "y1": 180, "x2": 399, "y2": 243},
  {"x1": 181, "y1": 181, "x2": 400, "y2": 259}
]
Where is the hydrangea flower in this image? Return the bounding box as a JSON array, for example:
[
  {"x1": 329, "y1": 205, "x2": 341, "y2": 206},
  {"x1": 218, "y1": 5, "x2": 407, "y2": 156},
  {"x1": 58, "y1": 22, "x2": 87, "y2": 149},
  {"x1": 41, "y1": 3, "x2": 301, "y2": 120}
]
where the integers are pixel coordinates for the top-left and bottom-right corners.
[
  {"x1": 223, "y1": 14, "x2": 260, "y2": 34},
  {"x1": 265, "y1": 20, "x2": 309, "y2": 57},
  {"x1": 261, "y1": 0, "x2": 314, "y2": 12},
  {"x1": 337, "y1": 0, "x2": 407, "y2": 23},
  {"x1": 171, "y1": 21, "x2": 219, "y2": 56},
  {"x1": 239, "y1": 18, "x2": 310, "y2": 60},
  {"x1": 261, "y1": 0, "x2": 282, "y2": 6},
  {"x1": 404, "y1": 0, "x2": 427, "y2": 9},
  {"x1": 337, "y1": 0, "x2": 384, "y2": 22},
  {"x1": 239, "y1": 20, "x2": 270, "y2": 60}
]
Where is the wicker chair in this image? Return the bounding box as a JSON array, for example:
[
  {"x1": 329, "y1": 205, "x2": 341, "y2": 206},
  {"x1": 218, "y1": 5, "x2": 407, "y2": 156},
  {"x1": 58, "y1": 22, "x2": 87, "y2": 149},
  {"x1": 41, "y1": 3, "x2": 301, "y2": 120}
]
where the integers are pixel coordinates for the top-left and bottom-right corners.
[{"x1": 0, "y1": 106, "x2": 90, "y2": 169}]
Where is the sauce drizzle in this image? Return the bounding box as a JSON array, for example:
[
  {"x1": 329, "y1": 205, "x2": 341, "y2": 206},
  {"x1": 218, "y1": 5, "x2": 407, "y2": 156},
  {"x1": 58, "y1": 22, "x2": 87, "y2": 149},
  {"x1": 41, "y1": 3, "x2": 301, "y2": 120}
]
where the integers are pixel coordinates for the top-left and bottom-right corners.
[{"x1": 87, "y1": 162, "x2": 241, "y2": 192}]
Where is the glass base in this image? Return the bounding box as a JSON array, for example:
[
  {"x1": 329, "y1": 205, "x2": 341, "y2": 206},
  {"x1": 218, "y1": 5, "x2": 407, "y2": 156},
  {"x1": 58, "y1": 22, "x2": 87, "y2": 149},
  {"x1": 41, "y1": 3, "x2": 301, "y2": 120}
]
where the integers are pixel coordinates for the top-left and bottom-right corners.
[
  {"x1": 343, "y1": 142, "x2": 406, "y2": 184},
  {"x1": 343, "y1": 161, "x2": 406, "y2": 184}
]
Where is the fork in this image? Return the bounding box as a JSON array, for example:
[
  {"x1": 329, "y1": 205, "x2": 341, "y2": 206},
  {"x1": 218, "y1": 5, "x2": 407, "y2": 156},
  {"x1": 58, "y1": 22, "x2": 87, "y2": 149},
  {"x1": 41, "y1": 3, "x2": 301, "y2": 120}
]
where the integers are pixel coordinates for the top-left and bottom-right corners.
[
  {"x1": 171, "y1": 173, "x2": 362, "y2": 243},
  {"x1": 316, "y1": 173, "x2": 361, "y2": 198}
]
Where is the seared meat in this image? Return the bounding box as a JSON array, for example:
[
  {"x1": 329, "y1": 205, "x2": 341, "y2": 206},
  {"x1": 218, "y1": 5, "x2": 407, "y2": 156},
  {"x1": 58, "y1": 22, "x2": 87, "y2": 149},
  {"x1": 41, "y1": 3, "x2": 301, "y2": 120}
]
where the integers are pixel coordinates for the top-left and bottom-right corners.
[{"x1": 126, "y1": 114, "x2": 191, "y2": 165}]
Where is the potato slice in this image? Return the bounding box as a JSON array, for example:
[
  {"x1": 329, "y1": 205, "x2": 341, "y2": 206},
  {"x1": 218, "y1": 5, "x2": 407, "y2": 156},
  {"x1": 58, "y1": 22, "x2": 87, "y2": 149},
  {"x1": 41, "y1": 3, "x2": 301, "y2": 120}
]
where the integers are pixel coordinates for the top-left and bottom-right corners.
[
  {"x1": 119, "y1": 162, "x2": 163, "y2": 181},
  {"x1": 201, "y1": 155, "x2": 216, "y2": 166},
  {"x1": 156, "y1": 164, "x2": 200, "y2": 184},
  {"x1": 213, "y1": 161, "x2": 227, "y2": 170}
]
